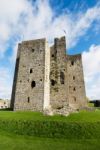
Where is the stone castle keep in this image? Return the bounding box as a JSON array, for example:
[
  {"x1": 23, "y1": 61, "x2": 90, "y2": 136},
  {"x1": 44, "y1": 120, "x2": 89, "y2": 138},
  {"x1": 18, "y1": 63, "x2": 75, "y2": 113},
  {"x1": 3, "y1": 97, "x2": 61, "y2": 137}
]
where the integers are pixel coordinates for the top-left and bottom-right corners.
[{"x1": 10, "y1": 36, "x2": 87, "y2": 115}]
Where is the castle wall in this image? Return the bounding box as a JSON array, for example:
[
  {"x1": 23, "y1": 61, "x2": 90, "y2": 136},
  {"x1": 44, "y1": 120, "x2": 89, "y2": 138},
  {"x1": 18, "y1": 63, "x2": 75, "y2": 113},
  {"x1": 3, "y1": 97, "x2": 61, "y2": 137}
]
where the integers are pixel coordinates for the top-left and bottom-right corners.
[
  {"x1": 50, "y1": 37, "x2": 68, "y2": 110},
  {"x1": 67, "y1": 54, "x2": 87, "y2": 109},
  {"x1": 12, "y1": 39, "x2": 46, "y2": 111},
  {"x1": 11, "y1": 36, "x2": 87, "y2": 113}
]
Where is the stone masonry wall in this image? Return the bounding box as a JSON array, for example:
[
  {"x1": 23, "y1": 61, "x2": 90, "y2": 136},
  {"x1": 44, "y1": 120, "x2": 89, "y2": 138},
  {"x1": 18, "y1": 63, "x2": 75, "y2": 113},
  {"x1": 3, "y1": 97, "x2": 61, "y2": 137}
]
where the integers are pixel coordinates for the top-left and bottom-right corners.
[
  {"x1": 11, "y1": 36, "x2": 87, "y2": 113},
  {"x1": 50, "y1": 37, "x2": 68, "y2": 111},
  {"x1": 67, "y1": 54, "x2": 87, "y2": 109},
  {"x1": 12, "y1": 38, "x2": 46, "y2": 111}
]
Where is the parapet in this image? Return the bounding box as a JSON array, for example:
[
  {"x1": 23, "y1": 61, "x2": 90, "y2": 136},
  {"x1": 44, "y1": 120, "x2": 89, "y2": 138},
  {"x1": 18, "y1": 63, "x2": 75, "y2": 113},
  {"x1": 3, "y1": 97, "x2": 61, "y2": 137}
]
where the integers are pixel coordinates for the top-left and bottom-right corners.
[{"x1": 21, "y1": 38, "x2": 46, "y2": 46}]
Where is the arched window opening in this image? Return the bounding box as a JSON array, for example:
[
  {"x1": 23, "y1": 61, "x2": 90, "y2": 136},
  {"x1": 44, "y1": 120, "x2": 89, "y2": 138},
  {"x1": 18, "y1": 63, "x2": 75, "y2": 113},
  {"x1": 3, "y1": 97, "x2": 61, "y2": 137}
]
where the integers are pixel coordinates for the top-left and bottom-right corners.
[
  {"x1": 51, "y1": 79, "x2": 56, "y2": 86},
  {"x1": 60, "y1": 71, "x2": 65, "y2": 84},
  {"x1": 31, "y1": 81, "x2": 36, "y2": 88}
]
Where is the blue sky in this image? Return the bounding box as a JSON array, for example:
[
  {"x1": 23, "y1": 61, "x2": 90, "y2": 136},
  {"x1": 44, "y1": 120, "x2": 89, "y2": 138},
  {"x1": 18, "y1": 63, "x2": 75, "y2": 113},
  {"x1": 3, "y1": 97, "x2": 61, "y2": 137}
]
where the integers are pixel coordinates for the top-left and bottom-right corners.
[{"x1": 0, "y1": 0, "x2": 100, "y2": 100}]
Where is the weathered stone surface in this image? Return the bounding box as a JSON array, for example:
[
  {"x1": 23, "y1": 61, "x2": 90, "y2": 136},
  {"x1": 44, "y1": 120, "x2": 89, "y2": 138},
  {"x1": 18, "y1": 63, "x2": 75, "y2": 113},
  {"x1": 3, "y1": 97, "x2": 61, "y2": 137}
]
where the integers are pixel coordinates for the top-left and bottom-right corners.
[
  {"x1": 67, "y1": 54, "x2": 87, "y2": 109},
  {"x1": 10, "y1": 36, "x2": 87, "y2": 115},
  {"x1": 11, "y1": 39, "x2": 46, "y2": 111}
]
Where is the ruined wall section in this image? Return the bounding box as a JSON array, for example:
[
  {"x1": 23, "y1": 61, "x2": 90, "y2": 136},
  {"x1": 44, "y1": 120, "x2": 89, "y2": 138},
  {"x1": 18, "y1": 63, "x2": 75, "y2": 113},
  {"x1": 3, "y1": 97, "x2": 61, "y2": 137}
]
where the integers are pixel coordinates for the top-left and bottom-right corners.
[
  {"x1": 50, "y1": 37, "x2": 68, "y2": 111},
  {"x1": 67, "y1": 54, "x2": 87, "y2": 109},
  {"x1": 12, "y1": 39, "x2": 46, "y2": 111}
]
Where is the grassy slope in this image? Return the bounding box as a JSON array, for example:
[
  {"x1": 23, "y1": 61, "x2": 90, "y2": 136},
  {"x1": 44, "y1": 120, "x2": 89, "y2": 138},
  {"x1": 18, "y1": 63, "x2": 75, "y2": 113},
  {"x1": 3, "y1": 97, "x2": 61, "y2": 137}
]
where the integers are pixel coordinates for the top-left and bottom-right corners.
[
  {"x1": 0, "y1": 109, "x2": 100, "y2": 122},
  {"x1": 0, "y1": 131, "x2": 100, "y2": 150},
  {"x1": 0, "y1": 110, "x2": 99, "y2": 150}
]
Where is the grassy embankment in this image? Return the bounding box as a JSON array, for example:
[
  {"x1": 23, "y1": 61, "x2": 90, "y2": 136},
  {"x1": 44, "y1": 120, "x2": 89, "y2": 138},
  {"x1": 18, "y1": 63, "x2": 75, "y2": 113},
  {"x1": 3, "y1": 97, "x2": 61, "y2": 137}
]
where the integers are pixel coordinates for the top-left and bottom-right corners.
[{"x1": 0, "y1": 110, "x2": 99, "y2": 150}]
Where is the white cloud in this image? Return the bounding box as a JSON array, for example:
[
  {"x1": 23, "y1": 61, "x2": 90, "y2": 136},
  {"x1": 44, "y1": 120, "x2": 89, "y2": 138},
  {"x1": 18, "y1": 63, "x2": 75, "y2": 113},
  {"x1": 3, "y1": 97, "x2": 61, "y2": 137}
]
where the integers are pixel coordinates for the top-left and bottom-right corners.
[
  {"x1": 21, "y1": 2, "x2": 100, "y2": 48},
  {"x1": 0, "y1": 67, "x2": 12, "y2": 99},
  {"x1": 0, "y1": 0, "x2": 100, "y2": 57},
  {"x1": 10, "y1": 0, "x2": 100, "y2": 61},
  {"x1": 82, "y1": 45, "x2": 100, "y2": 100},
  {"x1": 0, "y1": 0, "x2": 31, "y2": 56},
  {"x1": 0, "y1": 0, "x2": 100, "y2": 99},
  {"x1": 83, "y1": 45, "x2": 100, "y2": 77}
]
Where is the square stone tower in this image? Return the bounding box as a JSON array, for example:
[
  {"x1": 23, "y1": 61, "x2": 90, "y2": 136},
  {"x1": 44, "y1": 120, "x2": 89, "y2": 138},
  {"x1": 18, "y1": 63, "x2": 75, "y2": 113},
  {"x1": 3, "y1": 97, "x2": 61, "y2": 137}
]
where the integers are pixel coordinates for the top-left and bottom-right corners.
[
  {"x1": 11, "y1": 38, "x2": 50, "y2": 111},
  {"x1": 10, "y1": 36, "x2": 87, "y2": 114}
]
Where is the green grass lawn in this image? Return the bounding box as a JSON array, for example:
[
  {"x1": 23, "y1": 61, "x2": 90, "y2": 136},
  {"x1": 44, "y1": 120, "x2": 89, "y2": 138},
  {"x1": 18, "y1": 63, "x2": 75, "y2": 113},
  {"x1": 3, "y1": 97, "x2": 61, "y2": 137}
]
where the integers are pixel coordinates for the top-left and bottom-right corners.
[
  {"x1": 0, "y1": 109, "x2": 100, "y2": 122},
  {"x1": 0, "y1": 110, "x2": 99, "y2": 150},
  {"x1": 0, "y1": 130, "x2": 100, "y2": 150}
]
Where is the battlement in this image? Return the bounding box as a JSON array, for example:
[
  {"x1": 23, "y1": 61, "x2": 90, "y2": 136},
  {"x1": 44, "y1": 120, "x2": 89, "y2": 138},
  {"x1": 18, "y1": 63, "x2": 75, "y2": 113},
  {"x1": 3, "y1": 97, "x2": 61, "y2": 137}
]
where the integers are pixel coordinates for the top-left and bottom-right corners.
[{"x1": 22, "y1": 38, "x2": 46, "y2": 44}]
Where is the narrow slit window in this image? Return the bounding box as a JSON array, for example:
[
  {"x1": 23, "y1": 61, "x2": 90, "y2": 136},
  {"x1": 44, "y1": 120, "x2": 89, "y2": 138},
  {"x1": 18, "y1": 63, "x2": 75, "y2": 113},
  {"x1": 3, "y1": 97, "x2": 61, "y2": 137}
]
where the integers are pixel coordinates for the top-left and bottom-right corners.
[
  {"x1": 71, "y1": 61, "x2": 74, "y2": 66},
  {"x1": 60, "y1": 71, "x2": 65, "y2": 84},
  {"x1": 73, "y1": 76, "x2": 75, "y2": 80},
  {"x1": 28, "y1": 97, "x2": 30, "y2": 103},
  {"x1": 73, "y1": 87, "x2": 76, "y2": 91},
  {"x1": 74, "y1": 97, "x2": 76, "y2": 102},
  {"x1": 30, "y1": 69, "x2": 33, "y2": 73}
]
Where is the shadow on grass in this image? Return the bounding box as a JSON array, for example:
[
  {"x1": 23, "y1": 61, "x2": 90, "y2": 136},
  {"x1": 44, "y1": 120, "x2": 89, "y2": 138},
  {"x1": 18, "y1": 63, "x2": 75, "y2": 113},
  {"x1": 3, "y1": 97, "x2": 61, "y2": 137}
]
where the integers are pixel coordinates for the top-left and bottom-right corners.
[{"x1": 0, "y1": 108, "x2": 13, "y2": 111}]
